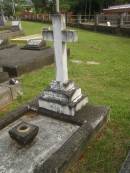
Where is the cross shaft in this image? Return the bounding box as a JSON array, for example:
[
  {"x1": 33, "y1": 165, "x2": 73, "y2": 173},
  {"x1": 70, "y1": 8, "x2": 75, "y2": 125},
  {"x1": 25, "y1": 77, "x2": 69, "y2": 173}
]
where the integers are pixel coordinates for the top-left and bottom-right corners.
[{"x1": 43, "y1": 14, "x2": 78, "y2": 83}]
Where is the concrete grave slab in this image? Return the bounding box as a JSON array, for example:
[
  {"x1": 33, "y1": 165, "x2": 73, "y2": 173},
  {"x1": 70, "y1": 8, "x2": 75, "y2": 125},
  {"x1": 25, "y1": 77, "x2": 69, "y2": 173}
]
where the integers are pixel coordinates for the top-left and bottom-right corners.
[
  {"x1": 11, "y1": 34, "x2": 43, "y2": 44},
  {"x1": 0, "y1": 46, "x2": 54, "y2": 77},
  {"x1": 0, "y1": 97, "x2": 108, "y2": 173},
  {"x1": 0, "y1": 46, "x2": 70, "y2": 77}
]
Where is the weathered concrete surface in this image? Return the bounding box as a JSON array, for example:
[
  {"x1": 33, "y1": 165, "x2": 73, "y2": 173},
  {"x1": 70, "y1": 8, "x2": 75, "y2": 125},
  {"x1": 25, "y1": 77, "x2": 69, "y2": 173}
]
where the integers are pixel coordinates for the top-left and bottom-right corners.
[
  {"x1": 0, "y1": 46, "x2": 54, "y2": 77},
  {"x1": 0, "y1": 72, "x2": 9, "y2": 83},
  {"x1": 0, "y1": 113, "x2": 79, "y2": 173},
  {"x1": 0, "y1": 100, "x2": 108, "y2": 173},
  {"x1": 119, "y1": 151, "x2": 130, "y2": 173}
]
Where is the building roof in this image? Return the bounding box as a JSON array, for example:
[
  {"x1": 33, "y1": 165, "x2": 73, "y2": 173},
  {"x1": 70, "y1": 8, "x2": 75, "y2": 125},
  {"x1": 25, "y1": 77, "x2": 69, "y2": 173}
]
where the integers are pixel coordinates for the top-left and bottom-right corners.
[{"x1": 103, "y1": 4, "x2": 130, "y2": 13}]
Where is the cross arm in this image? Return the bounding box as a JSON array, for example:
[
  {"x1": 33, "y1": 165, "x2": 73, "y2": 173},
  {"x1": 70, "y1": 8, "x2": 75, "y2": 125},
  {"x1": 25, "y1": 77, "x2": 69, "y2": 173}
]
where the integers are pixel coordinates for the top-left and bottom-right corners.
[{"x1": 42, "y1": 29, "x2": 78, "y2": 43}]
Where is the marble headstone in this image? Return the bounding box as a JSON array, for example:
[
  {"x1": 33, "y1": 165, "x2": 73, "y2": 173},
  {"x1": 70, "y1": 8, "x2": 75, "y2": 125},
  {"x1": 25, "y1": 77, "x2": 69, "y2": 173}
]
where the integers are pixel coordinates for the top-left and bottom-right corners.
[
  {"x1": 11, "y1": 21, "x2": 22, "y2": 31},
  {"x1": 22, "y1": 39, "x2": 46, "y2": 50}
]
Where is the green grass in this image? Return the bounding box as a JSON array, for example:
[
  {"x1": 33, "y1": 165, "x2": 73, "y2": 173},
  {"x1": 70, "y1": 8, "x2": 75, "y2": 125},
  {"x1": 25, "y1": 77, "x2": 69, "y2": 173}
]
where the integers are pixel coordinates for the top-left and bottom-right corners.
[
  {"x1": 1, "y1": 21, "x2": 130, "y2": 173},
  {"x1": 22, "y1": 21, "x2": 49, "y2": 35}
]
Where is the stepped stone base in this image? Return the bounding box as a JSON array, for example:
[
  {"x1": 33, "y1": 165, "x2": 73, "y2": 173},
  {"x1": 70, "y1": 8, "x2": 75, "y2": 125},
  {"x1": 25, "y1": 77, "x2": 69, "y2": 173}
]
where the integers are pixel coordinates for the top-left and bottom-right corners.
[{"x1": 39, "y1": 80, "x2": 88, "y2": 116}]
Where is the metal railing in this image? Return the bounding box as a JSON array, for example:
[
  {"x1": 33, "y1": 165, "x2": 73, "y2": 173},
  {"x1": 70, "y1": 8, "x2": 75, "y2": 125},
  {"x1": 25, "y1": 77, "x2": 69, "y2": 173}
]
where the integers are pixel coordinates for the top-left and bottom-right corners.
[{"x1": 21, "y1": 13, "x2": 130, "y2": 28}]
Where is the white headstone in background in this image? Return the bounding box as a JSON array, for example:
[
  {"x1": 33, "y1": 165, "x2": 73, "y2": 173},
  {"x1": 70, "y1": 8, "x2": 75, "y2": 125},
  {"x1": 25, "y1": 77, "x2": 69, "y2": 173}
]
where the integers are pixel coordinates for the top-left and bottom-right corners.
[
  {"x1": 107, "y1": 21, "x2": 111, "y2": 27},
  {"x1": 0, "y1": 39, "x2": 4, "y2": 45},
  {"x1": 27, "y1": 39, "x2": 42, "y2": 46},
  {"x1": 11, "y1": 21, "x2": 22, "y2": 31},
  {"x1": 22, "y1": 38, "x2": 46, "y2": 50}
]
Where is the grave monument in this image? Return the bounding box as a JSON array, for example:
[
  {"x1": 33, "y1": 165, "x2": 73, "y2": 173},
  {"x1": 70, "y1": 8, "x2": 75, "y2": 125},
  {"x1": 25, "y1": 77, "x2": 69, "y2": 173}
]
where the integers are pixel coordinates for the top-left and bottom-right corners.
[
  {"x1": 0, "y1": 20, "x2": 24, "y2": 40},
  {"x1": 0, "y1": 15, "x2": 5, "y2": 26},
  {"x1": 0, "y1": 66, "x2": 22, "y2": 109},
  {"x1": 39, "y1": 12, "x2": 87, "y2": 116},
  {"x1": 21, "y1": 38, "x2": 47, "y2": 50},
  {"x1": 0, "y1": 38, "x2": 16, "y2": 50},
  {"x1": 0, "y1": 1, "x2": 108, "y2": 172},
  {"x1": 11, "y1": 20, "x2": 22, "y2": 31},
  {"x1": 0, "y1": 4, "x2": 5, "y2": 27}
]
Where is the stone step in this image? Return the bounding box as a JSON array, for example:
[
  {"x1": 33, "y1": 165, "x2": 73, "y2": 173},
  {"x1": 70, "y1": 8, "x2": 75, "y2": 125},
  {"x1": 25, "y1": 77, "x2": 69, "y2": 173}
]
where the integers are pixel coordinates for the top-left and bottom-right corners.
[
  {"x1": 39, "y1": 95, "x2": 88, "y2": 116},
  {"x1": 43, "y1": 87, "x2": 82, "y2": 103}
]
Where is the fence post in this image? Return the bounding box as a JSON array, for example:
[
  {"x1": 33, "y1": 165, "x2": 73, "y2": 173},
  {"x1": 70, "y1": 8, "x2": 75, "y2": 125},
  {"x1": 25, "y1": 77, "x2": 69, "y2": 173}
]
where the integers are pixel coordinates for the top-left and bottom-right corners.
[
  {"x1": 48, "y1": 14, "x2": 51, "y2": 22},
  {"x1": 120, "y1": 14, "x2": 124, "y2": 27},
  {"x1": 95, "y1": 14, "x2": 99, "y2": 26},
  {"x1": 117, "y1": 14, "x2": 121, "y2": 28},
  {"x1": 65, "y1": 13, "x2": 68, "y2": 25},
  {"x1": 77, "y1": 14, "x2": 82, "y2": 24}
]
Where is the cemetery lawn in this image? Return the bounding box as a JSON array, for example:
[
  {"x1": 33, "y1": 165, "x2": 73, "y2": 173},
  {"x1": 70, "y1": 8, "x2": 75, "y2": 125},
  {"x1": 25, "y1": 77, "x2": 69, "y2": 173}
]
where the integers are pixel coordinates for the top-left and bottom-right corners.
[{"x1": 1, "y1": 21, "x2": 130, "y2": 173}]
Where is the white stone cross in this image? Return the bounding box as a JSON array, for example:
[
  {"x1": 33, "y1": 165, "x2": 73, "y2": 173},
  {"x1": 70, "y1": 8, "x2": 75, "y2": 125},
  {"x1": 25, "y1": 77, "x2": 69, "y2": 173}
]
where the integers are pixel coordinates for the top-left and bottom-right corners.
[{"x1": 43, "y1": 14, "x2": 78, "y2": 83}]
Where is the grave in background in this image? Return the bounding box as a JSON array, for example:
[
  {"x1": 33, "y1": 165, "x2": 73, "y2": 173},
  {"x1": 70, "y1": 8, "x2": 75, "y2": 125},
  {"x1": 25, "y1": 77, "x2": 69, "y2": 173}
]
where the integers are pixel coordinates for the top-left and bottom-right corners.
[
  {"x1": 11, "y1": 34, "x2": 43, "y2": 44},
  {"x1": 11, "y1": 21, "x2": 22, "y2": 31},
  {"x1": 0, "y1": 69, "x2": 22, "y2": 109},
  {"x1": 0, "y1": 38, "x2": 16, "y2": 50},
  {"x1": 0, "y1": 20, "x2": 24, "y2": 39},
  {"x1": 0, "y1": 44, "x2": 69, "y2": 77},
  {"x1": 0, "y1": 15, "x2": 5, "y2": 26},
  {"x1": 0, "y1": 46, "x2": 54, "y2": 77},
  {"x1": 0, "y1": 2, "x2": 108, "y2": 172},
  {"x1": 21, "y1": 38, "x2": 47, "y2": 50},
  {"x1": 0, "y1": 79, "x2": 22, "y2": 109}
]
